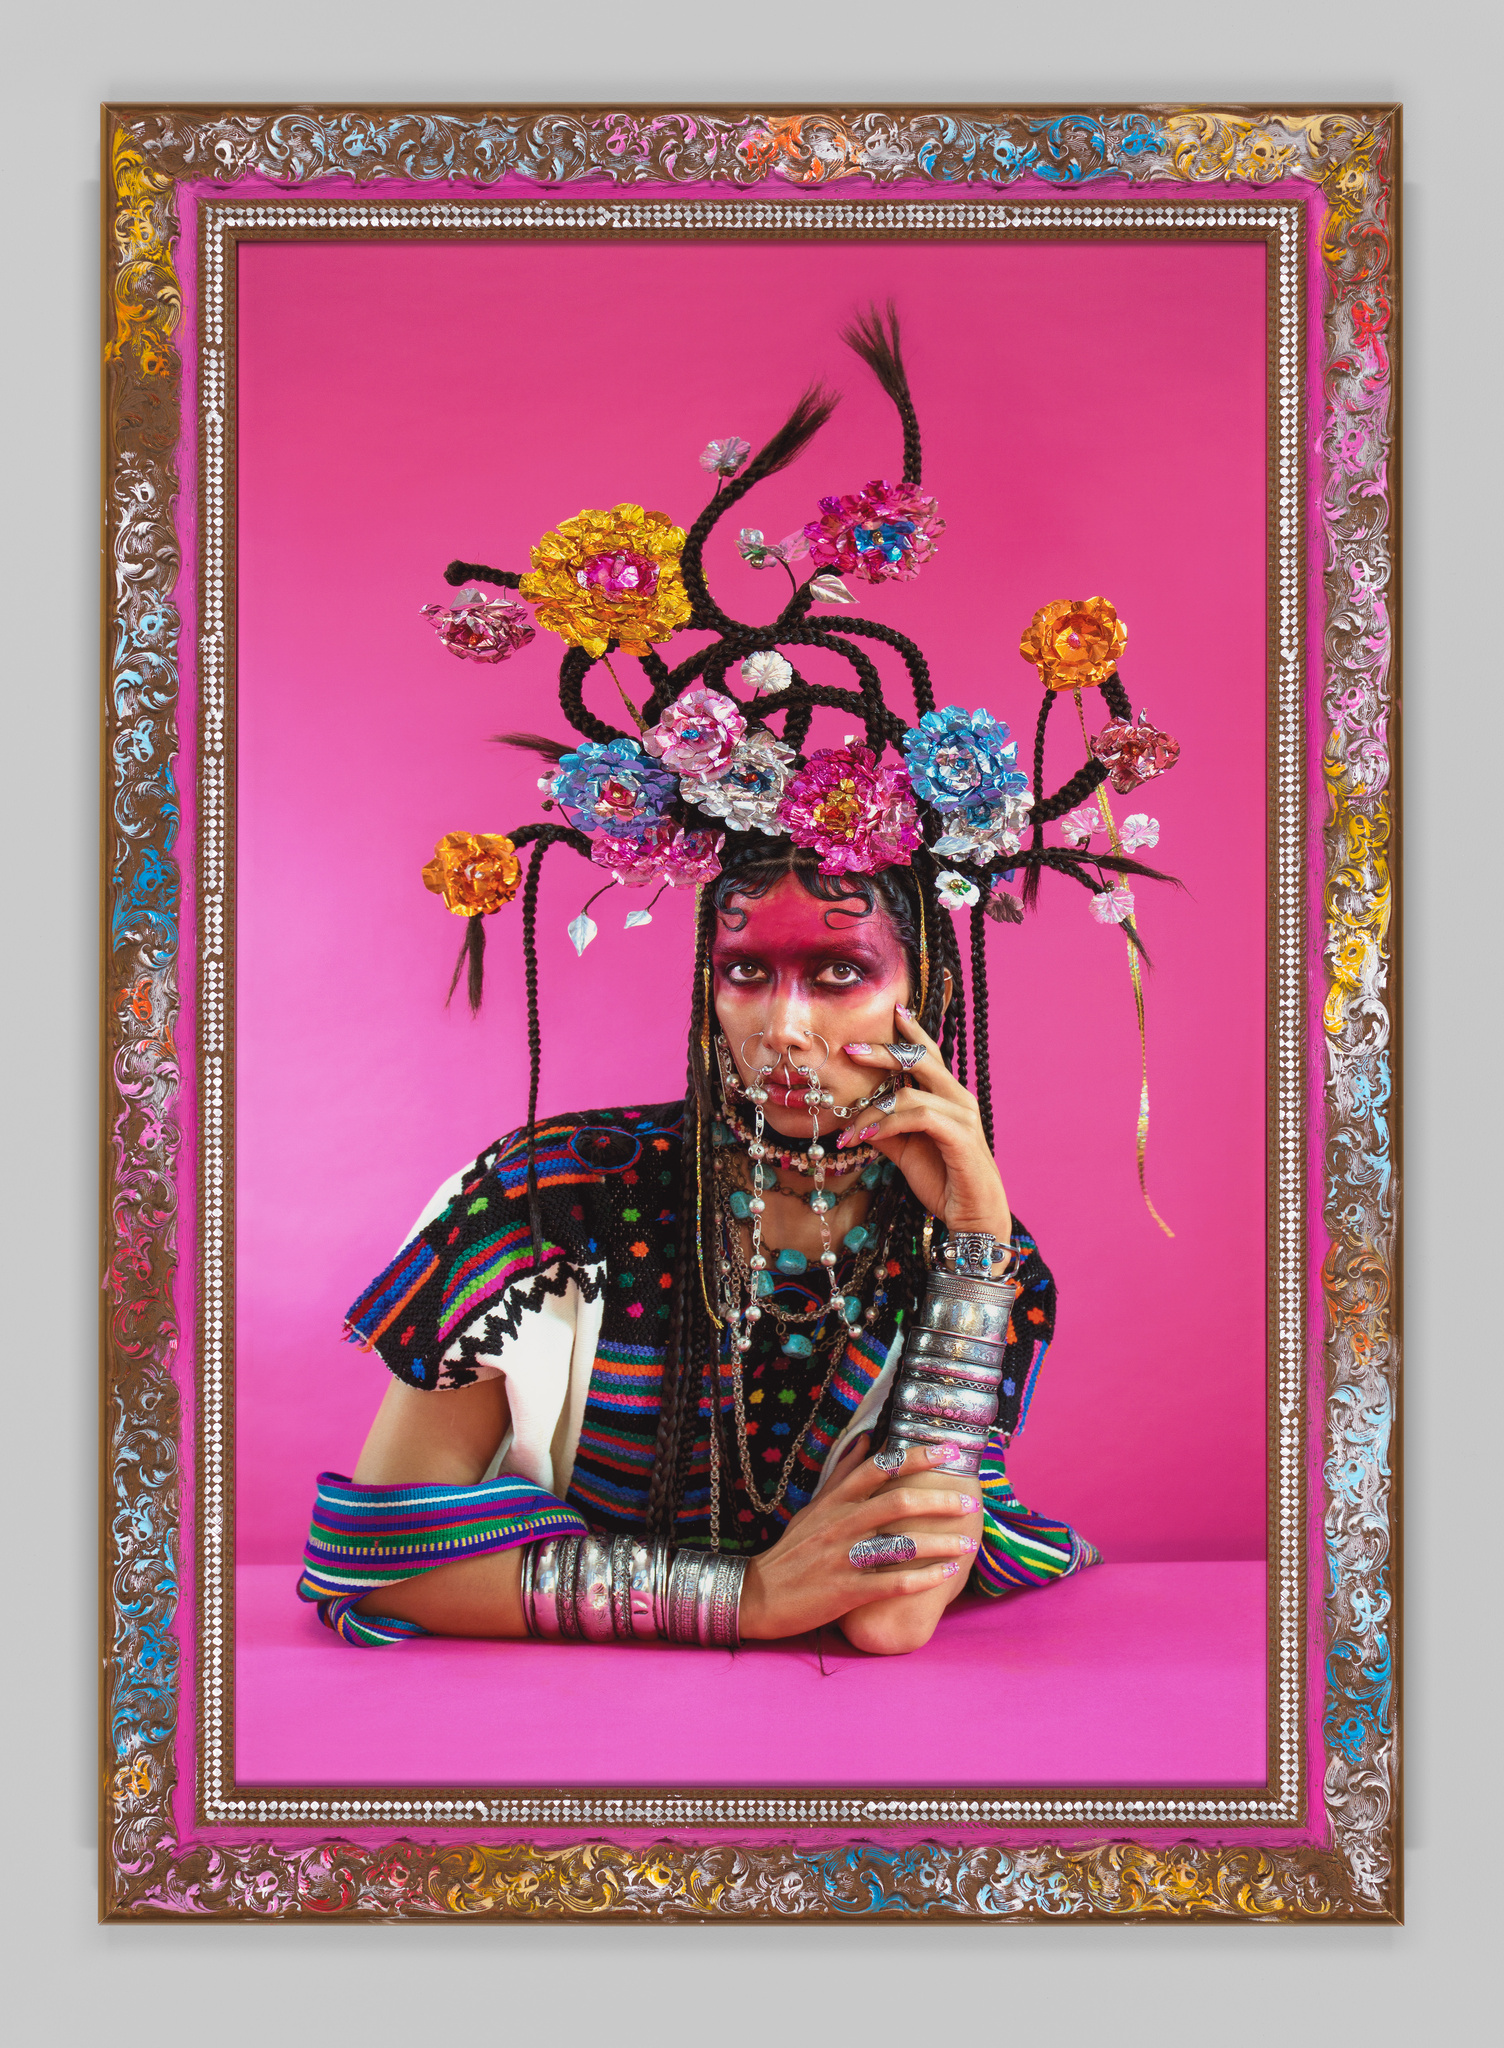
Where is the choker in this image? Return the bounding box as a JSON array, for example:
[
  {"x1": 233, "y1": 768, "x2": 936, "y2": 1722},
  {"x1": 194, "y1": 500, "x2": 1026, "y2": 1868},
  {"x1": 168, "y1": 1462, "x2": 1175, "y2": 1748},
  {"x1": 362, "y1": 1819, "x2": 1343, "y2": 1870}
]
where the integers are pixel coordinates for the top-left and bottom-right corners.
[{"x1": 716, "y1": 1107, "x2": 886, "y2": 1177}]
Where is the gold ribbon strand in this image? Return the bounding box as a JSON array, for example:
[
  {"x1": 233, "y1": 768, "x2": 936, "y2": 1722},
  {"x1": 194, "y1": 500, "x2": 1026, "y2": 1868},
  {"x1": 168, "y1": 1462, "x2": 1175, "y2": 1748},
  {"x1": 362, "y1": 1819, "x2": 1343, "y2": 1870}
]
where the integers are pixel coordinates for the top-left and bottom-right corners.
[{"x1": 1074, "y1": 690, "x2": 1175, "y2": 1239}]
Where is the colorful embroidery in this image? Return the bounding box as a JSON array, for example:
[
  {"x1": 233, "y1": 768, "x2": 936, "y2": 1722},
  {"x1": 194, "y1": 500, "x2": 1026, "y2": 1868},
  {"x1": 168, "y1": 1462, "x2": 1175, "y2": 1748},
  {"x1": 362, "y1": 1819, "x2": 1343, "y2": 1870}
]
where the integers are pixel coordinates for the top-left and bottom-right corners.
[{"x1": 297, "y1": 1470, "x2": 588, "y2": 1646}]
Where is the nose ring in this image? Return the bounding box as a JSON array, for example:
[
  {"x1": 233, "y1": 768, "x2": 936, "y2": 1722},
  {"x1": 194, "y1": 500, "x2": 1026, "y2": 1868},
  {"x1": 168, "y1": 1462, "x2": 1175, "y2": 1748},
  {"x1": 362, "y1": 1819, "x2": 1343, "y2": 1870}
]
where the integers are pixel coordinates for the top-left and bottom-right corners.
[
  {"x1": 739, "y1": 1032, "x2": 777, "y2": 1074},
  {"x1": 787, "y1": 1032, "x2": 830, "y2": 1076}
]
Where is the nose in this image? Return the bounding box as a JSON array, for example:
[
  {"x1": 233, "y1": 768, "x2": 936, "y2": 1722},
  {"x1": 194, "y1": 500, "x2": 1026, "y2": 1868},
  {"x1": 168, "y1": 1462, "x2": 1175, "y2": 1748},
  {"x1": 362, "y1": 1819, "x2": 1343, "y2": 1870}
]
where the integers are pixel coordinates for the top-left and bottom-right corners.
[{"x1": 747, "y1": 986, "x2": 820, "y2": 1071}]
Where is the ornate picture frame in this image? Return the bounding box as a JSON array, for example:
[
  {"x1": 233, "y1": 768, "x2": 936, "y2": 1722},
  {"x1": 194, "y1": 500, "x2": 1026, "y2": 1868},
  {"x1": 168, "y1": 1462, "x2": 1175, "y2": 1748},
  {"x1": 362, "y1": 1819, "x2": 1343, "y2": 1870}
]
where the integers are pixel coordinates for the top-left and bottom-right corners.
[{"x1": 102, "y1": 100, "x2": 1400, "y2": 1921}]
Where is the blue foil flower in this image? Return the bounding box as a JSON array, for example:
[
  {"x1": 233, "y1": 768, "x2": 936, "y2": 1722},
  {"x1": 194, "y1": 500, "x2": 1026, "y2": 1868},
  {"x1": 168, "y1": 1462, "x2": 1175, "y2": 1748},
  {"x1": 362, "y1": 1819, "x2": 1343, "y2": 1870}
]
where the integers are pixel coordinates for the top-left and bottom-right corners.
[
  {"x1": 546, "y1": 737, "x2": 678, "y2": 839},
  {"x1": 902, "y1": 705, "x2": 1030, "y2": 813}
]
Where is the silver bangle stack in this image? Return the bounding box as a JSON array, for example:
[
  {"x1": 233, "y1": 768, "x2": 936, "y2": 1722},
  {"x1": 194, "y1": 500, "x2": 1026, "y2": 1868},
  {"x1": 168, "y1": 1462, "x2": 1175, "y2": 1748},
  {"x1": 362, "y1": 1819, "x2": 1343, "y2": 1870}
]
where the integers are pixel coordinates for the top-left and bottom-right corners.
[
  {"x1": 884, "y1": 1242, "x2": 1021, "y2": 1477},
  {"x1": 520, "y1": 1536, "x2": 746, "y2": 1648}
]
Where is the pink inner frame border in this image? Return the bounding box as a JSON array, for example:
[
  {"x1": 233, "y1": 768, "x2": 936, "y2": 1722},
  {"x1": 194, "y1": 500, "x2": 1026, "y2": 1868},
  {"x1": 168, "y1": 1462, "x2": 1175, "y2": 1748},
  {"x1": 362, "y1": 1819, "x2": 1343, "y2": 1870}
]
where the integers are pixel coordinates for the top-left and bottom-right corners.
[{"x1": 165, "y1": 169, "x2": 1335, "y2": 1852}]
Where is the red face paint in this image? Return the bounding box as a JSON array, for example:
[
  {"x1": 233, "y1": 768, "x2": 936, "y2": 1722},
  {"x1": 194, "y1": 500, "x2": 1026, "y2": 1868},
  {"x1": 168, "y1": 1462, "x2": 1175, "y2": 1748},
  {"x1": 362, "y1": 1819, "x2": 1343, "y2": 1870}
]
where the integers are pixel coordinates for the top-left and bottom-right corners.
[{"x1": 711, "y1": 873, "x2": 912, "y2": 1124}]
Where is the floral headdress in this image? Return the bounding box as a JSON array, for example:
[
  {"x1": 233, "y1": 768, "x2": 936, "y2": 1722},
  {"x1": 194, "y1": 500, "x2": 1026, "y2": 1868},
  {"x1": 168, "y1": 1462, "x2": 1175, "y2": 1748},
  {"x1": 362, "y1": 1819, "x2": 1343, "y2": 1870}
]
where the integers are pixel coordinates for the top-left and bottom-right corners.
[{"x1": 419, "y1": 307, "x2": 1182, "y2": 1235}]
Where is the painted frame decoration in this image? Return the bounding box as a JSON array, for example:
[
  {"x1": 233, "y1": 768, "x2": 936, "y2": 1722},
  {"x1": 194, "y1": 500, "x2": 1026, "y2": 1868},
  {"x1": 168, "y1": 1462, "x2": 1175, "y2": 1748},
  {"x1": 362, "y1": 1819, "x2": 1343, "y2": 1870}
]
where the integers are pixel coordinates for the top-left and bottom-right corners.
[{"x1": 102, "y1": 102, "x2": 1400, "y2": 1922}]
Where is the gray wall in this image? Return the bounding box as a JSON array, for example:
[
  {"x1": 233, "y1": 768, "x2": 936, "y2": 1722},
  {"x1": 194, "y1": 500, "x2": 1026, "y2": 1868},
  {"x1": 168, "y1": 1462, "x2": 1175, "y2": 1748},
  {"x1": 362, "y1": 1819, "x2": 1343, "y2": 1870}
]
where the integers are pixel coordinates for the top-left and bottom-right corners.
[{"x1": 9, "y1": 2, "x2": 1498, "y2": 2038}]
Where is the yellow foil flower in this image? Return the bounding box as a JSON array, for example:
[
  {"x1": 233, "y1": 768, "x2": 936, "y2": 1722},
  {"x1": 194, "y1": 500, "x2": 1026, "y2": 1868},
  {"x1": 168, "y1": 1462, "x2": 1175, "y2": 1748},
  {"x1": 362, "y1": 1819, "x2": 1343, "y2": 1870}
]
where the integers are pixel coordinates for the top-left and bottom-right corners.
[
  {"x1": 519, "y1": 503, "x2": 691, "y2": 658},
  {"x1": 1020, "y1": 596, "x2": 1127, "y2": 692},
  {"x1": 422, "y1": 832, "x2": 522, "y2": 916}
]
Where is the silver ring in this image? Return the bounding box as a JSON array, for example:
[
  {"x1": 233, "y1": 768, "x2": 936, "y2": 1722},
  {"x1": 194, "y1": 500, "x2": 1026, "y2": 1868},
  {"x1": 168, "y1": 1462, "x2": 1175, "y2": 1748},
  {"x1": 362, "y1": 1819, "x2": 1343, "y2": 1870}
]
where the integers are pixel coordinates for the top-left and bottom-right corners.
[
  {"x1": 739, "y1": 1032, "x2": 772, "y2": 1069},
  {"x1": 848, "y1": 1534, "x2": 919, "y2": 1571},
  {"x1": 885, "y1": 1042, "x2": 928, "y2": 1071}
]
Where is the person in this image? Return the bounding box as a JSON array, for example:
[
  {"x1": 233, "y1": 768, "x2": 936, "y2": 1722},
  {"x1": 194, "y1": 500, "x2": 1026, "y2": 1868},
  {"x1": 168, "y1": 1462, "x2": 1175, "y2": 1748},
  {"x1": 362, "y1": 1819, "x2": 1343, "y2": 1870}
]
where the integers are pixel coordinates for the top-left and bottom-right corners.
[{"x1": 299, "y1": 308, "x2": 1178, "y2": 1656}]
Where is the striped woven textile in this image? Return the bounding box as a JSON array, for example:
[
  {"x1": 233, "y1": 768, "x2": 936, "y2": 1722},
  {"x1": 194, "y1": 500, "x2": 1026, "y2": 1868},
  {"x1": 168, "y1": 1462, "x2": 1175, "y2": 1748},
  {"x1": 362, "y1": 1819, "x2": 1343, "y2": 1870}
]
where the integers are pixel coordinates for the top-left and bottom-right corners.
[
  {"x1": 973, "y1": 1438, "x2": 1101, "y2": 1595},
  {"x1": 297, "y1": 1470, "x2": 587, "y2": 1647}
]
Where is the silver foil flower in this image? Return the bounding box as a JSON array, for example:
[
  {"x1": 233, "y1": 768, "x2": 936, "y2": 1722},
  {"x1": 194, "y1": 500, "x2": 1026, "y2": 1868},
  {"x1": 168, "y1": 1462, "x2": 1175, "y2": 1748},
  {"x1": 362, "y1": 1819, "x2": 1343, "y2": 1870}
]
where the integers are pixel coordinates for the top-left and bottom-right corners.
[
  {"x1": 681, "y1": 727, "x2": 796, "y2": 835},
  {"x1": 929, "y1": 790, "x2": 1034, "y2": 867}
]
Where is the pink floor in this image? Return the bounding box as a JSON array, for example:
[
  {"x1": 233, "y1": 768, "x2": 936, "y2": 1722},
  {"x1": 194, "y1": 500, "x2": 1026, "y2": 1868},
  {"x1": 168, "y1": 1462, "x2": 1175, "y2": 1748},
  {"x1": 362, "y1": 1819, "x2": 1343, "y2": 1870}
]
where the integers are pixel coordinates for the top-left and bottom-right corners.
[{"x1": 236, "y1": 1561, "x2": 1267, "y2": 1790}]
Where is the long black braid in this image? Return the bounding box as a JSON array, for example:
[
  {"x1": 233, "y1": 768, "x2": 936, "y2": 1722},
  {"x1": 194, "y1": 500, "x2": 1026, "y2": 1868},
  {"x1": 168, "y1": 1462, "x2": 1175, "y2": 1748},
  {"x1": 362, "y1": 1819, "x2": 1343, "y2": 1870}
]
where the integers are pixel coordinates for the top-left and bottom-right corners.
[{"x1": 647, "y1": 887, "x2": 720, "y2": 1540}]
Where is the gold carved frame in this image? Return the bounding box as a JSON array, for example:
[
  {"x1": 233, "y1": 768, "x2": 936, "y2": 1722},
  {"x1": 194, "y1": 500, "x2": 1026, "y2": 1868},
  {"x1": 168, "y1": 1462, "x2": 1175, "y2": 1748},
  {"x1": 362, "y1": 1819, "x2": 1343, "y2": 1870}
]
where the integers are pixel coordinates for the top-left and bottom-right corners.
[{"x1": 102, "y1": 103, "x2": 1400, "y2": 1920}]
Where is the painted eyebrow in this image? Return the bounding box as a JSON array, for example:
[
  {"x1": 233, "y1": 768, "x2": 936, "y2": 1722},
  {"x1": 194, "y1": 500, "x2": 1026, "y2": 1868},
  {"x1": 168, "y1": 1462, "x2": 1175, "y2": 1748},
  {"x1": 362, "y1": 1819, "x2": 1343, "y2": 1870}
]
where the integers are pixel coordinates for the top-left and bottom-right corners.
[{"x1": 710, "y1": 943, "x2": 888, "y2": 969}]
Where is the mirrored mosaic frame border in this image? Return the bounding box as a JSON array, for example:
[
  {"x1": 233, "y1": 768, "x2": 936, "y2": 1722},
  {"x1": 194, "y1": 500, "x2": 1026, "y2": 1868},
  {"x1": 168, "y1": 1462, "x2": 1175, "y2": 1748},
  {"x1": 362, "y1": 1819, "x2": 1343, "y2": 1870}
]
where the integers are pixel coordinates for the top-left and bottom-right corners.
[{"x1": 102, "y1": 103, "x2": 1399, "y2": 1921}]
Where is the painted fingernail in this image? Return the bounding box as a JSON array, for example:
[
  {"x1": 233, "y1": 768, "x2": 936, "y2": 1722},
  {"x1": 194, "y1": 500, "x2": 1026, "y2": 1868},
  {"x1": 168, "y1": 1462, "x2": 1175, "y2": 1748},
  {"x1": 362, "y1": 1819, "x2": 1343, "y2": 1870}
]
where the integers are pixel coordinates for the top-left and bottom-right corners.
[
  {"x1": 844, "y1": 1042, "x2": 872, "y2": 1055},
  {"x1": 896, "y1": 1005, "x2": 913, "y2": 1019},
  {"x1": 955, "y1": 1536, "x2": 979, "y2": 1553},
  {"x1": 853, "y1": 1123, "x2": 880, "y2": 1144},
  {"x1": 959, "y1": 1495, "x2": 980, "y2": 1513},
  {"x1": 835, "y1": 1130, "x2": 852, "y2": 1150},
  {"x1": 928, "y1": 1443, "x2": 966, "y2": 1466},
  {"x1": 872, "y1": 1446, "x2": 907, "y2": 1473},
  {"x1": 941, "y1": 1561, "x2": 961, "y2": 1577}
]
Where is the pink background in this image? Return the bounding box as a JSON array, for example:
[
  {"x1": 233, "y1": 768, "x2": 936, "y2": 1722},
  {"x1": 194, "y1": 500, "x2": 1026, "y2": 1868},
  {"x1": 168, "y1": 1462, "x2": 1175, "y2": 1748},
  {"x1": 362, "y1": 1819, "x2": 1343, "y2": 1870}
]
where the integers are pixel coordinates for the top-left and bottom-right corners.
[{"x1": 235, "y1": 232, "x2": 1270, "y2": 1584}]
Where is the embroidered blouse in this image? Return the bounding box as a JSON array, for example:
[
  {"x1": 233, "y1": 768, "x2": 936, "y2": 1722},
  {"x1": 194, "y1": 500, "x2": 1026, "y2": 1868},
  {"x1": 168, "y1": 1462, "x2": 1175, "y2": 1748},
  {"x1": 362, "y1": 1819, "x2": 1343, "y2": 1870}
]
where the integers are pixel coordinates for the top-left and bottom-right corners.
[{"x1": 341, "y1": 1103, "x2": 1079, "y2": 1588}]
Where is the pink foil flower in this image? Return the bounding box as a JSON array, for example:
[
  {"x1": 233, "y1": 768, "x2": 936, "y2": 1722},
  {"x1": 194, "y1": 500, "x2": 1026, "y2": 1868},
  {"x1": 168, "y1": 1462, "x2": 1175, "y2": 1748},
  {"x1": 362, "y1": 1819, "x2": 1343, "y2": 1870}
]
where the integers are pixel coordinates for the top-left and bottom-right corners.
[
  {"x1": 589, "y1": 825, "x2": 725, "y2": 887},
  {"x1": 643, "y1": 685, "x2": 746, "y2": 778},
  {"x1": 1089, "y1": 716, "x2": 1182, "y2": 795},
  {"x1": 578, "y1": 550, "x2": 661, "y2": 599},
  {"x1": 803, "y1": 479, "x2": 945, "y2": 586},
  {"x1": 421, "y1": 596, "x2": 536, "y2": 664},
  {"x1": 777, "y1": 743, "x2": 921, "y2": 876}
]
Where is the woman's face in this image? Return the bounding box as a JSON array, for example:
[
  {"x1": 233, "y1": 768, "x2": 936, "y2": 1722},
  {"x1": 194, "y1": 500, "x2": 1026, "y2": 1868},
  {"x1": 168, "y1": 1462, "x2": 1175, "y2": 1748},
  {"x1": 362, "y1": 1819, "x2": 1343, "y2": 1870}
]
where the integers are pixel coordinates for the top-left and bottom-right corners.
[{"x1": 711, "y1": 871, "x2": 914, "y2": 1138}]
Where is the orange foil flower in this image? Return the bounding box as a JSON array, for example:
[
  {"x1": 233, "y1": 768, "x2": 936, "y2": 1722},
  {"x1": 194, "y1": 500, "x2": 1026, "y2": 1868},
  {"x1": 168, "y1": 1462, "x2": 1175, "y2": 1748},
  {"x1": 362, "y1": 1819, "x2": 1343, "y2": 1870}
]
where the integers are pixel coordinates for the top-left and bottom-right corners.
[
  {"x1": 519, "y1": 503, "x2": 691, "y2": 658},
  {"x1": 421, "y1": 832, "x2": 522, "y2": 916},
  {"x1": 1019, "y1": 597, "x2": 1127, "y2": 692}
]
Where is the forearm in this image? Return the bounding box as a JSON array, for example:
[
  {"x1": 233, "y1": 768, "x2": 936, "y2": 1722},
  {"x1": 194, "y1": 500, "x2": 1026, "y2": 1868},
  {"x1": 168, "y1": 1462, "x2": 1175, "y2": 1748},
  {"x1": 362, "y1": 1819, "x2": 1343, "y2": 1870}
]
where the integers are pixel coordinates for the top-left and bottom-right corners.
[{"x1": 356, "y1": 1544, "x2": 527, "y2": 1636}]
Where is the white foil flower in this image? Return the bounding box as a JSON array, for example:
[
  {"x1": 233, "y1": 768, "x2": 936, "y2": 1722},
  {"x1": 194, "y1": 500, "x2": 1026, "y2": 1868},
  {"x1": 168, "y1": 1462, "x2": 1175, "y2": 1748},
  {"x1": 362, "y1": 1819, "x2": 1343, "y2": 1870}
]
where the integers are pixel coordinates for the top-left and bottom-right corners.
[
  {"x1": 1060, "y1": 802, "x2": 1103, "y2": 847},
  {"x1": 736, "y1": 527, "x2": 809, "y2": 569},
  {"x1": 936, "y1": 870, "x2": 981, "y2": 909},
  {"x1": 740, "y1": 650, "x2": 793, "y2": 695},
  {"x1": 1119, "y1": 812, "x2": 1161, "y2": 851},
  {"x1": 700, "y1": 436, "x2": 751, "y2": 476},
  {"x1": 1089, "y1": 885, "x2": 1135, "y2": 925}
]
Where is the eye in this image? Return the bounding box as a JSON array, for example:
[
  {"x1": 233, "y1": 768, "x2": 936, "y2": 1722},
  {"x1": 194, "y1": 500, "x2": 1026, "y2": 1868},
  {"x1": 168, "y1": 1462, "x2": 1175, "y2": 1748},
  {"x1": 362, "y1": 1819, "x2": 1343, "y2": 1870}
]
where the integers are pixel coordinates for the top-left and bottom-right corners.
[
  {"x1": 721, "y1": 960, "x2": 767, "y2": 986},
  {"x1": 819, "y1": 962, "x2": 865, "y2": 988}
]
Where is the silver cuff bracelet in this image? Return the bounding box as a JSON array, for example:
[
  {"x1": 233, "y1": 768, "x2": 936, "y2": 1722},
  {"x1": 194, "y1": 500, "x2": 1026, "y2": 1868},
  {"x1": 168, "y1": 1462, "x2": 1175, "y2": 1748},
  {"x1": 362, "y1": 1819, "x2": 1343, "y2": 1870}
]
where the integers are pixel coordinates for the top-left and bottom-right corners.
[
  {"x1": 521, "y1": 1537, "x2": 743, "y2": 1647},
  {"x1": 883, "y1": 1265, "x2": 1022, "y2": 1476}
]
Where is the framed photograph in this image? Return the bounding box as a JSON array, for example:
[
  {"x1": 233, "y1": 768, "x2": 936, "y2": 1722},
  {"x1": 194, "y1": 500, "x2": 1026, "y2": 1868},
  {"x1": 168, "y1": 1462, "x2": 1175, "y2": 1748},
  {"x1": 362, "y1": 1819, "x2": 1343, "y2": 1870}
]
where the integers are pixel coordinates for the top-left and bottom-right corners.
[{"x1": 102, "y1": 100, "x2": 1400, "y2": 1921}]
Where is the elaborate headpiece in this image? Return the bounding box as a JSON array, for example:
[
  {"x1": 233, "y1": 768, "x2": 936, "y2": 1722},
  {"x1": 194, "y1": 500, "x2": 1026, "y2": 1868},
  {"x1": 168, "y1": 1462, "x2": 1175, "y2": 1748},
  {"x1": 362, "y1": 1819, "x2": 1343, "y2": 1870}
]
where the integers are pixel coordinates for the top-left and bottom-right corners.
[{"x1": 420, "y1": 307, "x2": 1181, "y2": 1233}]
